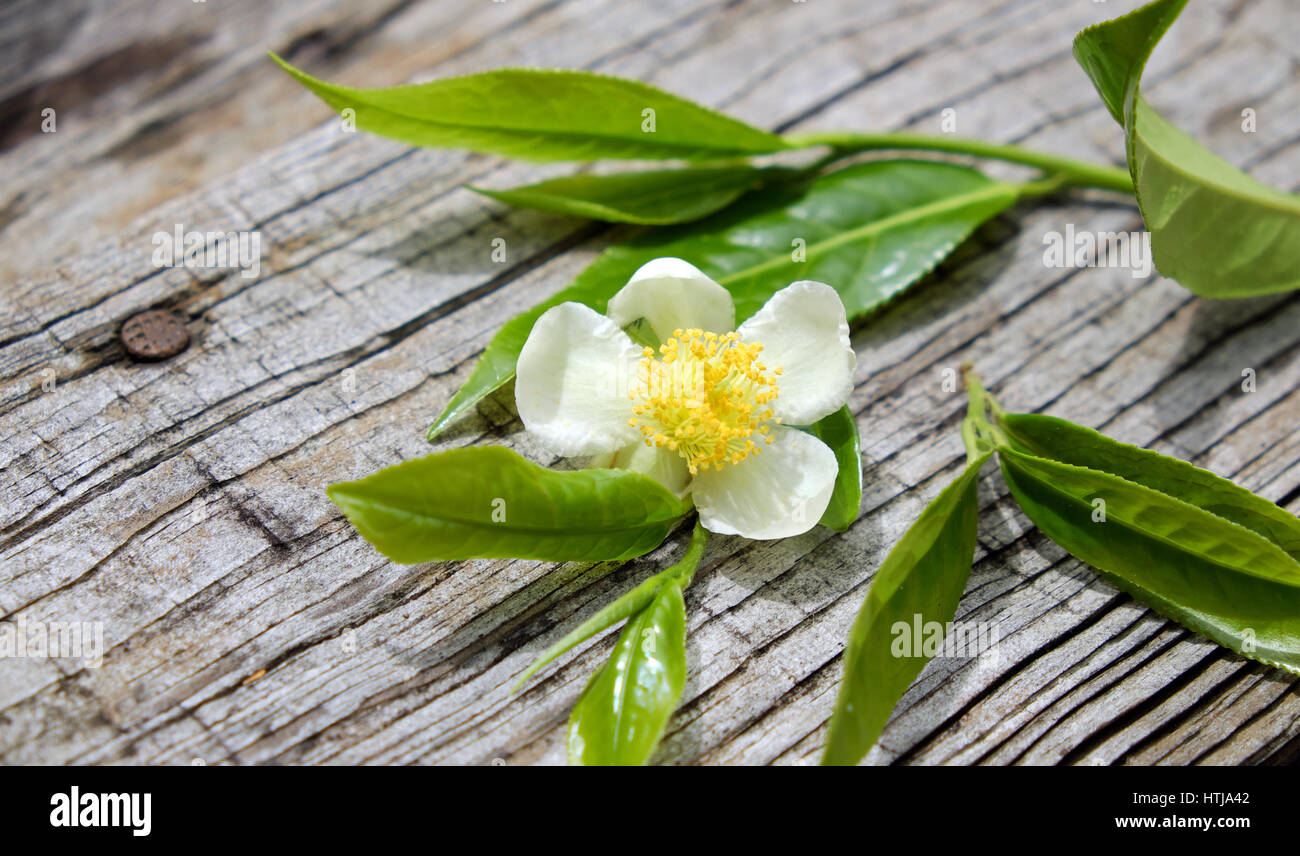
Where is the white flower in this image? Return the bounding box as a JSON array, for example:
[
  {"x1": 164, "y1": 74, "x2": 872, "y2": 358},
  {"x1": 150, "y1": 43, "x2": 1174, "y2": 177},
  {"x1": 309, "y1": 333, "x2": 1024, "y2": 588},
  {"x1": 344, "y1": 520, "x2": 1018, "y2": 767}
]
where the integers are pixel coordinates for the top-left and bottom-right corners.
[{"x1": 515, "y1": 257, "x2": 857, "y2": 539}]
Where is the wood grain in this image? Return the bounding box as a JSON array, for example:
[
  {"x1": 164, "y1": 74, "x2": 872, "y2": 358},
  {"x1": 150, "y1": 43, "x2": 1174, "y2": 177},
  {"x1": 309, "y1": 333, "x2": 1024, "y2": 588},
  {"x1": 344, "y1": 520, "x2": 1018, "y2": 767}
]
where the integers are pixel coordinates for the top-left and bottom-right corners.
[{"x1": 1, "y1": 0, "x2": 1298, "y2": 765}]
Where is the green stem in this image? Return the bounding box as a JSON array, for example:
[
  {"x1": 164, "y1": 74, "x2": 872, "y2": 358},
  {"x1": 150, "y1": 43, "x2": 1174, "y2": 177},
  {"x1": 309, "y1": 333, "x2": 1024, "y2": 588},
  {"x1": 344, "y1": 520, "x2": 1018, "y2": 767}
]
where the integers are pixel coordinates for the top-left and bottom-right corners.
[
  {"x1": 510, "y1": 518, "x2": 707, "y2": 694},
  {"x1": 964, "y1": 366, "x2": 989, "y2": 421},
  {"x1": 960, "y1": 417, "x2": 987, "y2": 464},
  {"x1": 671, "y1": 518, "x2": 709, "y2": 588},
  {"x1": 962, "y1": 367, "x2": 1011, "y2": 459},
  {"x1": 787, "y1": 131, "x2": 1134, "y2": 195},
  {"x1": 1014, "y1": 173, "x2": 1071, "y2": 199},
  {"x1": 961, "y1": 366, "x2": 992, "y2": 462}
]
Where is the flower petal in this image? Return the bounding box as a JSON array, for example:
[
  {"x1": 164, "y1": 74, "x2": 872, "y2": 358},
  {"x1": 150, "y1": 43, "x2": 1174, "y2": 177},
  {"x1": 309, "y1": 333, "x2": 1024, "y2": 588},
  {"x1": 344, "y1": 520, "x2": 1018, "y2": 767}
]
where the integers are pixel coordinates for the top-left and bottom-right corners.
[
  {"x1": 691, "y1": 425, "x2": 838, "y2": 539},
  {"x1": 590, "y1": 441, "x2": 692, "y2": 497},
  {"x1": 516, "y1": 302, "x2": 642, "y2": 456},
  {"x1": 607, "y1": 257, "x2": 735, "y2": 340},
  {"x1": 735, "y1": 281, "x2": 856, "y2": 425}
]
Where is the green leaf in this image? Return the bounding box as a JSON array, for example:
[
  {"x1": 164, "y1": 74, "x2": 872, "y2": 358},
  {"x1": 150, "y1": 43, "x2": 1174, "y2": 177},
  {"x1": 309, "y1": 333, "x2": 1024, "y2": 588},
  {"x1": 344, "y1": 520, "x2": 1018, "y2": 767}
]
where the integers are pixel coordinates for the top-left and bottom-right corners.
[
  {"x1": 620, "y1": 317, "x2": 660, "y2": 351},
  {"x1": 327, "y1": 446, "x2": 690, "y2": 563},
  {"x1": 1000, "y1": 451, "x2": 1300, "y2": 675},
  {"x1": 271, "y1": 55, "x2": 787, "y2": 162},
  {"x1": 1073, "y1": 0, "x2": 1300, "y2": 296},
  {"x1": 470, "y1": 165, "x2": 776, "y2": 225},
  {"x1": 797, "y1": 405, "x2": 862, "y2": 531},
  {"x1": 996, "y1": 446, "x2": 1300, "y2": 589},
  {"x1": 513, "y1": 521, "x2": 707, "y2": 691},
  {"x1": 429, "y1": 159, "x2": 1017, "y2": 438},
  {"x1": 996, "y1": 412, "x2": 1300, "y2": 562},
  {"x1": 567, "y1": 577, "x2": 688, "y2": 765},
  {"x1": 822, "y1": 452, "x2": 990, "y2": 766}
]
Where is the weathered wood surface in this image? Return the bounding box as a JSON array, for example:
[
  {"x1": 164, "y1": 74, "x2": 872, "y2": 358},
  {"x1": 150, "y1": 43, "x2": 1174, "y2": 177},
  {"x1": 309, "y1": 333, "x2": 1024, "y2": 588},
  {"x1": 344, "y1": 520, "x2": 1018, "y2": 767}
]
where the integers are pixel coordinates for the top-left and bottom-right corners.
[{"x1": 1, "y1": 0, "x2": 1298, "y2": 765}]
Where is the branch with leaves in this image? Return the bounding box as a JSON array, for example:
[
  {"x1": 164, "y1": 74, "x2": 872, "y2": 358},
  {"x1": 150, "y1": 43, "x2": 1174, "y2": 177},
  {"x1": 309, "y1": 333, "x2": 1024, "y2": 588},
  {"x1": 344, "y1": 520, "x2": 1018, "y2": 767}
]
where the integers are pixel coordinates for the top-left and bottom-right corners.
[
  {"x1": 823, "y1": 367, "x2": 1300, "y2": 765},
  {"x1": 281, "y1": 0, "x2": 1300, "y2": 764}
]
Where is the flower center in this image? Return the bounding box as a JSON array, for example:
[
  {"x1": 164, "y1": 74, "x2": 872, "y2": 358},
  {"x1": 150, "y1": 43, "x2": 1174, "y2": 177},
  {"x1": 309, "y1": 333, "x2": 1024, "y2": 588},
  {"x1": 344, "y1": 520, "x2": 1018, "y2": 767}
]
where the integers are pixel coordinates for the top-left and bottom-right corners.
[{"x1": 628, "y1": 328, "x2": 781, "y2": 475}]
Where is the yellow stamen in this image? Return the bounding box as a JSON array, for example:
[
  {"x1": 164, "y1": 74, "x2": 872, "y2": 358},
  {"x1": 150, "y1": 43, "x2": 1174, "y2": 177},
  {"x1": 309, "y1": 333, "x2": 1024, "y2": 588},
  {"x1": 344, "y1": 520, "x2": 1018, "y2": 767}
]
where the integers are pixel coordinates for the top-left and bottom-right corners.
[{"x1": 626, "y1": 328, "x2": 782, "y2": 475}]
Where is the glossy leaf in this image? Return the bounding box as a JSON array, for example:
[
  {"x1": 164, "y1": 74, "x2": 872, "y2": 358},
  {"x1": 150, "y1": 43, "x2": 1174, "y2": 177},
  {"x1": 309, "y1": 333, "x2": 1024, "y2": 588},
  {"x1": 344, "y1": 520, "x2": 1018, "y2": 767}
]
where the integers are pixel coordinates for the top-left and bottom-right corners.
[
  {"x1": 470, "y1": 165, "x2": 776, "y2": 225},
  {"x1": 428, "y1": 159, "x2": 1017, "y2": 438},
  {"x1": 567, "y1": 577, "x2": 688, "y2": 765},
  {"x1": 327, "y1": 446, "x2": 690, "y2": 563},
  {"x1": 822, "y1": 452, "x2": 990, "y2": 766},
  {"x1": 996, "y1": 446, "x2": 1300, "y2": 589},
  {"x1": 1074, "y1": 0, "x2": 1300, "y2": 296},
  {"x1": 272, "y1": 55, "x2": 787, "y2": 162},
  {"x1": 513, "y1": 521, "x2": 707, "y2": 691},
  {"x1": 997, "y1": 412, "x2": 1300, "y2": 562},
  {"x1": 1000, "y1": 451, "x2": 1300, "y2": 675},
  {"x1": 797, "y1": 405, "x2": 862, "y2": 531}
]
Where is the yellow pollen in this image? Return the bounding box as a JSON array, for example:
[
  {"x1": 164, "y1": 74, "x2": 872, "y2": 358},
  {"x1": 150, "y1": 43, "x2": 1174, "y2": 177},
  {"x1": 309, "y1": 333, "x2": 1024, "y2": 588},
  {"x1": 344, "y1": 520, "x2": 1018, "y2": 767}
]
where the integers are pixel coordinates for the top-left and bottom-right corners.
[{"x1": 626, "y1": 328, "x2": 782, "y2": 475}]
